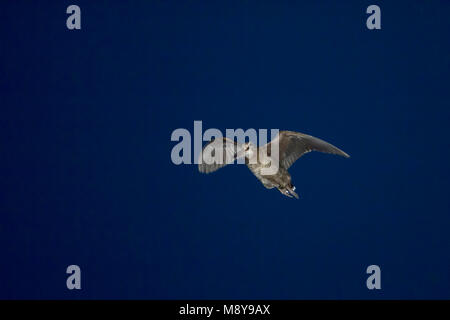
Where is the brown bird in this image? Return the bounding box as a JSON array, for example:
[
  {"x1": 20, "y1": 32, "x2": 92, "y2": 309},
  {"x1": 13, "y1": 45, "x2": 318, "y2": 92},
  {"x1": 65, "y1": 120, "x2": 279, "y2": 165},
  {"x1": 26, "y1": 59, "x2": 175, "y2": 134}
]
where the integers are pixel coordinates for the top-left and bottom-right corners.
[{"x1": 198, "y1": 130, "x2": 349, "y2": 199}]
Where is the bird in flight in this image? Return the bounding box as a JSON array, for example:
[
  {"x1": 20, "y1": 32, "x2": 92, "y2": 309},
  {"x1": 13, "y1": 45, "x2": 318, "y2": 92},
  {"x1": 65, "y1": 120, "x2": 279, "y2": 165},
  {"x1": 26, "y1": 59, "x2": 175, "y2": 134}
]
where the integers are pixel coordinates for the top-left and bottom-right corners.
[{"x1": 198, "y1": 130, "x2": 349, "y2": 199}]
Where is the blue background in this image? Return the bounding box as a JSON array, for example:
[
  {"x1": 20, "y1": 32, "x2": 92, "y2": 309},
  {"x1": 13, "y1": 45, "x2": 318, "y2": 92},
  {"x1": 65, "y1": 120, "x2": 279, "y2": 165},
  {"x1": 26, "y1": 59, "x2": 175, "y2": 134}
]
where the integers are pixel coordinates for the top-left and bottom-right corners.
[{"x1": 1, "y1": 0, "x2": 449, "y2": 299}]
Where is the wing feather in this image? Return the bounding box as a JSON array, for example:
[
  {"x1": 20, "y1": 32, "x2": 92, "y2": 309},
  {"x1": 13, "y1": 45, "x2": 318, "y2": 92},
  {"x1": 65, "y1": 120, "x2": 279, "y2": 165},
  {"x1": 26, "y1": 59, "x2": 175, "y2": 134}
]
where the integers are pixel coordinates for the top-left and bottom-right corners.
[
  {"x1": 198, "y1": 137, "x2": 246, "y2": 173},
  {"x1": 266, "y1": 131, "x2": 349, "y2": 170}
]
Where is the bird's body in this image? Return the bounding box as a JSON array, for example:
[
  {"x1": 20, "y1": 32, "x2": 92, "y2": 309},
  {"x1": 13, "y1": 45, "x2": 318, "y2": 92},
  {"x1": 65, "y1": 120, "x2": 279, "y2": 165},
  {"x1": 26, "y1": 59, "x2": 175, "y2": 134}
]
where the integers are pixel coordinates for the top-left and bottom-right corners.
[{"x1": 198, "y1": 130, "x2": 349, "y2": 199}]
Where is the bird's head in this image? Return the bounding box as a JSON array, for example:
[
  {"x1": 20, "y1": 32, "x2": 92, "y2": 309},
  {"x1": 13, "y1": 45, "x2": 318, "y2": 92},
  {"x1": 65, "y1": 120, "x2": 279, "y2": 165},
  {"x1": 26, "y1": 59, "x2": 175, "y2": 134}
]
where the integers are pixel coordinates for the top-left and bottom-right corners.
[{"x1": 244, "y1": 142, "x2": 255, "y2": 157}]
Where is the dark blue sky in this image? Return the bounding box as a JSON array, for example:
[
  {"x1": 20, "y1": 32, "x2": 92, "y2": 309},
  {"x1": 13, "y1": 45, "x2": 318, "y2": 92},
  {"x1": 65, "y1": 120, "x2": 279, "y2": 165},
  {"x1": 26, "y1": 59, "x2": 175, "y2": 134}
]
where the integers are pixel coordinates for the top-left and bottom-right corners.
[{"x1": 1, "y1": 1, "x2": 449, "y2": 299}]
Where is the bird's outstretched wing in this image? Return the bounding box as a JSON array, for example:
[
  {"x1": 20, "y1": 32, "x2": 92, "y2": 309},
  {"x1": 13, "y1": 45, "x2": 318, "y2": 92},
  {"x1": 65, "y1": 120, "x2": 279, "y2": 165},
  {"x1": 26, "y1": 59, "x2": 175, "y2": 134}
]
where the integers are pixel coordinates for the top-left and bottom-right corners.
[
  {"x1": 198, "y1": 137, "x2": 246, "y2": 174},
  {"x1": 267, "y1": 131, "x2": 350, "y2": 170}
]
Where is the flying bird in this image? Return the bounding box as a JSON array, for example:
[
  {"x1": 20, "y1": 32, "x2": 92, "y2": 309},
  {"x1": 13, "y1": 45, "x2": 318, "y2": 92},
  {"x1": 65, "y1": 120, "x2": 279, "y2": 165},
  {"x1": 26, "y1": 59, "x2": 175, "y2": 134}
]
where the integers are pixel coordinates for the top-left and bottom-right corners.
[{"x1": 198, "y1": 130, "x2": 349, "y2": 199}]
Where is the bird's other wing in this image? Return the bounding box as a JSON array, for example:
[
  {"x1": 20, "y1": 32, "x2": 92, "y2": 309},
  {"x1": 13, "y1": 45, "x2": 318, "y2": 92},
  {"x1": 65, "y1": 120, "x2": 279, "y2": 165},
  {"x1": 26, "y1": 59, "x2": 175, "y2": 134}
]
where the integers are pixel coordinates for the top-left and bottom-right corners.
[
  {"x1": 268, "y1": 131, "x2": 350, "y2": 170},
  {"x1": 198, "y1": 137, "x2": 246, "y2": 174}
]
